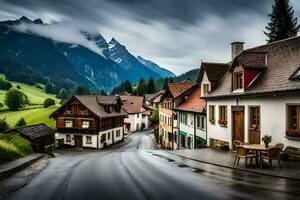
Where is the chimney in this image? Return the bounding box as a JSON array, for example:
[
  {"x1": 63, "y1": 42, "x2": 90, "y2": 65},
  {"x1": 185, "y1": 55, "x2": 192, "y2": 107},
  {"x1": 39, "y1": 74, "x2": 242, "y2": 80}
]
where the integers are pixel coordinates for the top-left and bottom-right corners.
[{"x1": 231, "y1": 42, "x2": 244, "y2": 60}]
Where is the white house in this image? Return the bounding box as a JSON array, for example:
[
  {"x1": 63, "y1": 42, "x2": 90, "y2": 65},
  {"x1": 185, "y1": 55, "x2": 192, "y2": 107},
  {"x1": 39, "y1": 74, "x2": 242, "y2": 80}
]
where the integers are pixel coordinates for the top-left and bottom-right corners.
[
  {"x1": 204, "y1": 38, "x2": 300, "y2": 149},
  {"x1": 175, "y1": 87, "x2": 207, "y2": 149},
  {"x1": 159, "y1": 82, "x2": 198, "y2": 150},
  {"x1": 121, "y1": 95, "x2": 150, "y2": 132}
]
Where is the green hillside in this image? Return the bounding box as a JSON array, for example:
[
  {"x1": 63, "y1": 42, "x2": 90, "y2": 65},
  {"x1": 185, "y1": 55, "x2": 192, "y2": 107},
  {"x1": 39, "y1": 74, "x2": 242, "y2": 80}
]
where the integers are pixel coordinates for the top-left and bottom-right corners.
[
  {"x1": 0, "y1": 106, "x2": 58, "y2": 128},
  {"x1": 0, "y1": 74, "x2": 60, "y2": 110},
  {"x1": 0, "y1": 74, "x2": 60, "y2": 128}
]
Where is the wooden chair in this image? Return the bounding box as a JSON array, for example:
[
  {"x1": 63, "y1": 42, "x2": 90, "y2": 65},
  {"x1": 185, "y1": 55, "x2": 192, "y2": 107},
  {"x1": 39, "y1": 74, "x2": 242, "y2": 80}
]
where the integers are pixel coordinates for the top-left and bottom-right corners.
[
  {"x1": 275, "y1": 143, "x2": 284, "y2": 151},
  {"x1": 260, "y1": 147, "x2": 282, "y2": 169},
  {"x1": 261, "y1": 143, "x2": 284, "y2": 156},
  {"x1": 234, "y1": 146, "x2": 257, "y2": 167},
  {"x1": 233, "y1": 140, "x2": 243, "y2": 153}
]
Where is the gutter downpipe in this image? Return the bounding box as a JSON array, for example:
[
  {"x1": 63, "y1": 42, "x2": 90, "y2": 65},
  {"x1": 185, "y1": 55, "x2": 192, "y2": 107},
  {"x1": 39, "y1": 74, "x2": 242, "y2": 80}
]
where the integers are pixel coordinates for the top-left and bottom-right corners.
[{"x1": 194, "y1": 112, "x2": 196, "y2": 149}]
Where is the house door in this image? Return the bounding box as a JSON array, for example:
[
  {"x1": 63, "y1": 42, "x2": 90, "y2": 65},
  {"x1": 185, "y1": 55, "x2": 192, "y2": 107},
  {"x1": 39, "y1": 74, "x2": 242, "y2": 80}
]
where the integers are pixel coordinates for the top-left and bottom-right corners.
[
  {"x1": 233, "y1": 111, "x2": 244, "y2": 147},
  {"x1": 74, "y1": 135, "x2": 82, "y2": 147}
]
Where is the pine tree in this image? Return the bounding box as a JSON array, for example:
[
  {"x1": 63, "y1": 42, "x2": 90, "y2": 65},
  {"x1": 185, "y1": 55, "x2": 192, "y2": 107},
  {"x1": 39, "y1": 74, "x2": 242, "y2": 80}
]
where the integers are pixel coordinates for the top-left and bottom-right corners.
[
  {"x1": 264, "y1": 0, "x2": 300, "y2": 43},
  {"x1": 15, "y1": 118, "x2": 26, "y2": 127},
  {"x1": 123, "y1": 80, "x2": 133, "y2": 93},
  {"x1": 136, "y1": 78, "x2": 147, "y2": 96},
  {"x1": 100, "y1": 90, "x2": 107, "y2": 96},
  {"x1": 146, "y1": 78, "x2": 155, "y2": 94},
  {"x1": 57, "y1": 88, "x2": 68, "y2": 100},
  {"x1": 163, "y1": 78, "x2": 169, "y2": 90}
]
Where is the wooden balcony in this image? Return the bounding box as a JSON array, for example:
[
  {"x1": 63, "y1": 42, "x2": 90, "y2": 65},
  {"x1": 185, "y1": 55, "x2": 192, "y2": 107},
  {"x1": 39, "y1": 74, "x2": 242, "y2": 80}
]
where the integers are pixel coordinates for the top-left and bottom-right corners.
[{"x1": 56, "y1": 127, "x2": 97, "y2": 134}]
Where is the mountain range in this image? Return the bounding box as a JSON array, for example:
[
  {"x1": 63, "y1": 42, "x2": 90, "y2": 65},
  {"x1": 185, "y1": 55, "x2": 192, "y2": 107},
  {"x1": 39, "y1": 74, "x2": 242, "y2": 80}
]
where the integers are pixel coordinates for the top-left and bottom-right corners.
[{"x1": 0, "y1": 16, "x2": 175, "y2": 93}]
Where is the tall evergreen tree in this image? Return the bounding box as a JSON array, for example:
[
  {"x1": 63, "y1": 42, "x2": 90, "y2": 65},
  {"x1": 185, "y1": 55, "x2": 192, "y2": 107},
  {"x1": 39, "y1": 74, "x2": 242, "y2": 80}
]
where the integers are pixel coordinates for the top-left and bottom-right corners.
[
  {"x1": 123, "y1": 80, "x2": 133, "y2": 93},
  {"x1": 100, "y1": 90, "x2": 107, "y2": 96},
  {"x1": 169, "y1": 77, "x2": 174, "y2": 83},
  {"x1": 264, "y1": 0, "x2": 300, "y2": 43},
  {"x1": 136, "y1": 78, "x2": 147, "y2": 96},
  {"x1": 163, "y1": 78, "x2": 169, "y2": 90},
  {"x1": 147, "y1": 78, "x2": 156, "y2": 94}
]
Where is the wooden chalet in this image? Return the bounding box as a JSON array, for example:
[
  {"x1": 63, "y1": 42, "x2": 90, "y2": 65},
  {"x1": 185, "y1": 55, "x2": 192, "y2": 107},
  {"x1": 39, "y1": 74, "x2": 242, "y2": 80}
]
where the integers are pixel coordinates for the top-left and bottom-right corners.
[{"x1": 50, "y1": 95, "x2": 127, "y2": 149}]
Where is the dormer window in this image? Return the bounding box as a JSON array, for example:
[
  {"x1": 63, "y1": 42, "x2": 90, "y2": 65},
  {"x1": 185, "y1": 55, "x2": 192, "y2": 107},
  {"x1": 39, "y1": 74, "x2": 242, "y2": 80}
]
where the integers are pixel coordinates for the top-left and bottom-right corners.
[
  {"x1": 202, "y1": 84, "x2": 210, "y2": 95},
  {"x1": 233, "y1": 71, "x2": 244, "y2": 91},
  {"x1": 104, "y1": 105, "x2": 113, "y2": 113}
]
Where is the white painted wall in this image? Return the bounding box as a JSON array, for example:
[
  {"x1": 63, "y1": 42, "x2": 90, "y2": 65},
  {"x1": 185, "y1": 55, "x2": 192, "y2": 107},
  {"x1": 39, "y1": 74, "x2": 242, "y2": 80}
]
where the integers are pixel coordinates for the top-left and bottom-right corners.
[
  {"x1": 207, "y1": 95, "x2": 300, "y2": 149},
  {"x1": 99, "y1": 127, "x2": 123, "y2": 149},
  {"x1": 178, "y1": 111, "x2": 206, "y2": 149},
  {"x1": 124, "y1": 113, "x2": 143, "y2": 132},
  {"x1": 142, "y1": 115, "x2": 149, "y2": 129},
  {"x1": 55, "y1": 133, "x2": 97, "y2": 148},
  {"x1": 56, "y1": 126, "x2": 123, "y2": 149}
]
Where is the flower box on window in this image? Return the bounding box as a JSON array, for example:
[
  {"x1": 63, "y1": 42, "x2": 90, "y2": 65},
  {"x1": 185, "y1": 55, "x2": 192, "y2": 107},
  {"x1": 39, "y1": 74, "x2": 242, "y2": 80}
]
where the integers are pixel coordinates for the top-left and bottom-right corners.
[
  {"x1": 286, "y1": 129, "x2": 300, "y2": 137},
  {"x1": 218, "y1": 119, "x2": 227, "y2": 126}
]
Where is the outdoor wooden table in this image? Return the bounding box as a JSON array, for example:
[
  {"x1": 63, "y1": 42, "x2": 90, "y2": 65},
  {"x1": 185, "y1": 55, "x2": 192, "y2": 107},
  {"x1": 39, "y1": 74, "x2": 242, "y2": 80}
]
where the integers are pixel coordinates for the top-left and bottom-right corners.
[{"x1": 242, "y1": 144, "x2": 273, "y2": 168}]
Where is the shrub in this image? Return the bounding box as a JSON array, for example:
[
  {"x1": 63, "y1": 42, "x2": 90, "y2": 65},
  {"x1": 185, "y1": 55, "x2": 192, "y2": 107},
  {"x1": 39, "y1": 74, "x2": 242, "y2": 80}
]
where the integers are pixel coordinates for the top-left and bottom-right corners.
[
  {"x1": 149, "y1": 109, "x2": 159, "y2": 125},
  {"x1": 15, "y1": 118, "x2": 26, "y2": 127},
  {"x1": 0, "y1": 78, "x2": 12, "y2": 90},
  {"x1": 36, "y1": 85, "x2": 43, "y2": 89},
  {"x1": 4, "y1": 88, "x2": 29, "y2": 111},
  {"x1": 43, "y1": 98, "x2": 55, "y2": 108},
  {"x1": 16, "y1": 85, "x2": 21, "y2": 89},
  {"x1": 57, "y1": 88, "x2": 68, "y2": 100},
  {"x1": 0, "y1": 103, "x2": 3, "y2": 108},
  {"x1": 0, "y1": 118, "x2": 10, "y2": 132}
]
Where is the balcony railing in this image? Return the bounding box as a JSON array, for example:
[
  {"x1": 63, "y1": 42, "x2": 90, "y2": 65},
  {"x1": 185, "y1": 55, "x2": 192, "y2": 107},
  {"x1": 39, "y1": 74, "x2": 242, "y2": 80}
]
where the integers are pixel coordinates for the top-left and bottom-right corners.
[{"x1": 56, "y1": 127, "x2": 97, "y2": 134}]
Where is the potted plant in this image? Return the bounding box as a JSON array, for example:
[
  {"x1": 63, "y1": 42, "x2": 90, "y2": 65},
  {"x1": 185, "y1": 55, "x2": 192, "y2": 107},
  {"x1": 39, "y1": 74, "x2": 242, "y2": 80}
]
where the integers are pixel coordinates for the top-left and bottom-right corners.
[{"x1": 262, "y1": 135, "x2": 272, "y2": 148}]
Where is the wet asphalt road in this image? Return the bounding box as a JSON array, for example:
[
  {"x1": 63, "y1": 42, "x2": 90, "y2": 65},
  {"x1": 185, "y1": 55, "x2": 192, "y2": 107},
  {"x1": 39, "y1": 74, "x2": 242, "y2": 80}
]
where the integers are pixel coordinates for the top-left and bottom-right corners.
[{"x1": 5, "y1": 130, "x2": 300, "y2": 200}]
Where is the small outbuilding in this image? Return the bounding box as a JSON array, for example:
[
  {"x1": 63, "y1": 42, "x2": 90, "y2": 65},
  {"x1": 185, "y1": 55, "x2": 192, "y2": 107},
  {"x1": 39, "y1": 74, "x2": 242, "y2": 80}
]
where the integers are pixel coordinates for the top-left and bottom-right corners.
[{"x1": 8, "y1": 123, "x2": 55, "y2": 152}]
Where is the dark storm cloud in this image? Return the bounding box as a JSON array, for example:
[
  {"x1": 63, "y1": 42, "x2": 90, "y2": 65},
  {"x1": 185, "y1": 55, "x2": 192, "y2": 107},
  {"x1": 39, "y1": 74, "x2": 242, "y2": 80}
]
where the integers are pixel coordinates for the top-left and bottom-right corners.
[{"x1": 0, "y1": 0, "x2": 299, "y2": 74}]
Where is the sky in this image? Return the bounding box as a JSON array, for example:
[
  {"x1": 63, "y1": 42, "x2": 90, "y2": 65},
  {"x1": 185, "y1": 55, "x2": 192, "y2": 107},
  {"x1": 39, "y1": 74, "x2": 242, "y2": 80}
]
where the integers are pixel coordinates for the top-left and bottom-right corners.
[{"x1": 0, "y1": 0, "x2": 300, "y2": 75}]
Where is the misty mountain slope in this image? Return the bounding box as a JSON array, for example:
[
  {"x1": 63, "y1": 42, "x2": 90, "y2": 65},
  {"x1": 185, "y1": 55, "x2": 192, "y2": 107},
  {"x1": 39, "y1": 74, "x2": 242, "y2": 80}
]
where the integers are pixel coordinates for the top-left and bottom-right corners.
[
  {"x1": 55, "y1": 42, "x2": 129, "y2": 91},
  {"x1": 108, "y1": 38, "x2": 161, "y2": 82},
  {"x1": 0, "y1": 16, "x2": 176, "y2": 92},
  {"x1": 136, "y1": 56, "x2": 175, "y2": 78},
  {"x1": 0, "y1": 19, "x2": 89, "y2": 90}
]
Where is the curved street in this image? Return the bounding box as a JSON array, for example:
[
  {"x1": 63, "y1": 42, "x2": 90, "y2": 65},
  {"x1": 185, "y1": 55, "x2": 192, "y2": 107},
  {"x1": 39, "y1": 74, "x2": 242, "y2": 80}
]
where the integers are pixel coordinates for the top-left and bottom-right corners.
[{"x1": 5, "y1": 130, "x2": 300, "y2": 200}]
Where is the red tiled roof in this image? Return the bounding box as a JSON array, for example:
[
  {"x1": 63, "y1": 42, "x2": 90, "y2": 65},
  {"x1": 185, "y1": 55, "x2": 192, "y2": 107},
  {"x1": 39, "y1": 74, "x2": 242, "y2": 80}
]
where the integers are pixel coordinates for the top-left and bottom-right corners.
[
  {"x1": 177, "y1": 87, "x2": 206, "y2": 112},
  {"x1": 168, "y1": 82, "x2": 197, "y2": 98},
  {"x1": 120, "y1": 95, "x2": 143, "y2": 114}
]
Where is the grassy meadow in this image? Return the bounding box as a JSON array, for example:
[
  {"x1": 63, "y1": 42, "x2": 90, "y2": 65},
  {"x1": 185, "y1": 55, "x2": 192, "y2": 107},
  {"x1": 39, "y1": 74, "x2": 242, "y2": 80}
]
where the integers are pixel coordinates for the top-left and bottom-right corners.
[
  {"x1": 0, "y1": 134, "x2": 33, "y2": 163},
  {"x1": 0, "y1": 74, "x2": 60, "y2": 128},
  {"x1": 0, "y1": 106, "x2": 58, "y2": 128}
]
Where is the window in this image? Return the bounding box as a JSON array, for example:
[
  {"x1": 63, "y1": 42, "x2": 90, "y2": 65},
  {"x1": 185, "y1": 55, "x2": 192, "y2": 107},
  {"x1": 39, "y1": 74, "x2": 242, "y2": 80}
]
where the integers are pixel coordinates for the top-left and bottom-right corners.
[
  {"x1": 101, "y1": 134, "x2": 106, "y2": 143},
  {"x1": 209, "y1": 106, "x2": 215, "y2": 124},
  {"x1": 249, "y1": 106, "x2": 260, "y2": 129},
  {"x1": 108, "y1": 132, "x2": 111, "y2": 140},
  {"x1": 196, "y1": 115, "x2": 206, "y2": 130},
  {"x1": 201, "y1": 116, "x2": 206, "y2": 130},
  {"x1": 82, "y1": 121, "x2": 90, "y2": 128},
  {"x1": 86, "y1": 136, "x2": 92, "y2": 144},
  {"x1": 180, "y1": 113, "x2": 187, "y2": 125},
  {"x1": 137, "y1": 113, "x2": 140, "y2": 118},
  {"x1": 287, "y1": 105, "x2": 300, "y2": 130},
  {"x1": 65, "y1": 120, "x2": 73, "y2": 127},
  {"x1": 66, "y1": 134, "x2": 71, "y2": 142},
  {"x1": 116, "y1": 130, "x2": 121, "y2": 137},
  {"x1": 219, "y1": 106, "x2": 227, "y2": 125},
  {"x1": 202, "y1": 84, "x2": 210, "y2": 95},
  {"x1": 233, "y1": 72, "x2": 243, "y2": 90}
]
